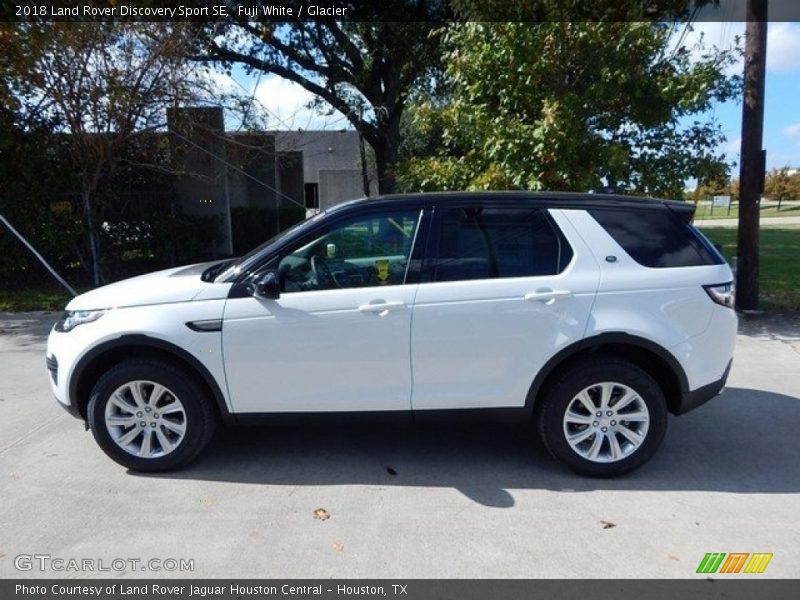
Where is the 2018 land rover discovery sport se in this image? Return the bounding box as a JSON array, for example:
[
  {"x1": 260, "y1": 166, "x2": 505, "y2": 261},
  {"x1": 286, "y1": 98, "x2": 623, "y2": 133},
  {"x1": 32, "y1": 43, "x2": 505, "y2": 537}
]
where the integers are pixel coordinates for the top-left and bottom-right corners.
[{"x1": 46, "y1": 192, "x2": 736, "y2": 477}]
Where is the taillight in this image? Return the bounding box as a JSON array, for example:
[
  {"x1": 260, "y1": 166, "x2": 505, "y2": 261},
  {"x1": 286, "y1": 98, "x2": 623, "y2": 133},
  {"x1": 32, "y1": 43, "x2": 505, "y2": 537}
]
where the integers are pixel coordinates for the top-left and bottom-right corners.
[{"x1": 703, "y1": 282, "x2": 735, "y2": 308}]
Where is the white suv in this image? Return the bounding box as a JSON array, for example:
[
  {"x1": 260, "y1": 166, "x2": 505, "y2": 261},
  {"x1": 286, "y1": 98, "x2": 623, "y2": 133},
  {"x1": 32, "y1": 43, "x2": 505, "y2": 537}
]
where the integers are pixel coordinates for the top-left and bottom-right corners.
[{"x1": 46, "y1": 192, "x2": 736, "y2": 477}]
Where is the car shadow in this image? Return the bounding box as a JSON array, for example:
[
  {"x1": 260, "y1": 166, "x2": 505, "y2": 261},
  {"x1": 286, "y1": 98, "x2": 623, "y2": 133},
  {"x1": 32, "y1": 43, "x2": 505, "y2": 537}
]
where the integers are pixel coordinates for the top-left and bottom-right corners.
[
  {"x1": 0, "y1": 311, "x2": 60, "y2": 347},
  {"x1": 135, "y1": 386, "x2": 800, "y2": 507}
]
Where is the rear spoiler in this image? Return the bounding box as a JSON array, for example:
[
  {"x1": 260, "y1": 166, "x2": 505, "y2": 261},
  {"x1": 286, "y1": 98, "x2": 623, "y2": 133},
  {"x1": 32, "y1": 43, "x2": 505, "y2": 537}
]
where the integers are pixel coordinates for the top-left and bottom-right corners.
[{"x1": 665, "y1": 201, "x2": 696, "y2": 224}]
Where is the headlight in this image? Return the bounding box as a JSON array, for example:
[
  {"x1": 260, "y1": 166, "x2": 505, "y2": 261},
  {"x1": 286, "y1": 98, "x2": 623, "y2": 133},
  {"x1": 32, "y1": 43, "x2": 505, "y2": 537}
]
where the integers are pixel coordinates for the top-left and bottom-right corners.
[{"x1": 54, "y1": 309, "x2": 106, "y2": 332}]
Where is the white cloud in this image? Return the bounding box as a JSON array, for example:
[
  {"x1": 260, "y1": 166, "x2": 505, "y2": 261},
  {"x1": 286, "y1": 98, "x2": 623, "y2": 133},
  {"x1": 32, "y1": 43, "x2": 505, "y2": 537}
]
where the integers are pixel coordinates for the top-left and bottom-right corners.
[
  {"x1": 722, "y1": 135, "x2": 742, "y2": 155},
  {"x1": 672, "y1": 21, "x2": 745, "y2": 75},
  {"x1": 783, "y1": 122, "x2": 800, "y2": 141},
  {"x1": 252, "y1": 76, "x2": 348, "y2": 130},
  {"x1": 203, "y1": 69, "x2": 241, "y2": 96},
  {"x1": 672, "y1": 21, "x2": 800, "y2": 75},
  {"x1": 187, "y1": 66, "x2": 241, "y2": 100},
  {"x1": 767, "y1": 23, "x2": 800, "y2": 72}
]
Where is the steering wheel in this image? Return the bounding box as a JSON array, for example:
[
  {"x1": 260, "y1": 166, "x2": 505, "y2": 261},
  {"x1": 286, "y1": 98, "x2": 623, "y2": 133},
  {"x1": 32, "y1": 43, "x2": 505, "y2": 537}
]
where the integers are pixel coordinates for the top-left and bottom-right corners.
[{"x1": 310, "y1": 255, "x2": 337, "y2": 289}]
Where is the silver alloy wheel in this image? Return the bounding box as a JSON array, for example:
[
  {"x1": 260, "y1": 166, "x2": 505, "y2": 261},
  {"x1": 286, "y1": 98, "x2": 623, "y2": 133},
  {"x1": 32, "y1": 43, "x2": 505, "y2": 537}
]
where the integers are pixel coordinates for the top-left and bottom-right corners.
[
  {"x1": 562, "y1": 381, "x2": 650, "y2": 463},
  {"x1": 104, "y1": 380, "x2": 187, "y2": 458}
]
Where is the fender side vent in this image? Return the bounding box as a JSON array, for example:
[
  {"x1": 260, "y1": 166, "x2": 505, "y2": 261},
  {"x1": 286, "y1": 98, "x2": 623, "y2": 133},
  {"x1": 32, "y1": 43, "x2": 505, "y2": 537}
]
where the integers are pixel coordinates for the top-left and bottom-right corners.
[{"x1": 185, "y1": 320, "x2": 222, "y2": 332}]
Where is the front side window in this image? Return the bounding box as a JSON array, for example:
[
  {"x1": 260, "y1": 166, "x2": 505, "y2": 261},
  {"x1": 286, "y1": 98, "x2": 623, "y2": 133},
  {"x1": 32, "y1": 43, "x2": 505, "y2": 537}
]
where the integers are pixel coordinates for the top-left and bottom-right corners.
[
  {"x1": 431, "y1": 207, "x2": 572, "y2": 282},
  {"x1": 266, "y1": 210, "x2": 422, "y2": 293}
]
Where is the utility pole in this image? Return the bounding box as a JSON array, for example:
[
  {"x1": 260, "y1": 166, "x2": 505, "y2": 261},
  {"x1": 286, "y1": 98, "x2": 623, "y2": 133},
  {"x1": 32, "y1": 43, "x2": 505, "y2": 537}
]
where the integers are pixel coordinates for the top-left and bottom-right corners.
[{"x1": 736, "y1": 0, "x2": 768, "y2": 310}]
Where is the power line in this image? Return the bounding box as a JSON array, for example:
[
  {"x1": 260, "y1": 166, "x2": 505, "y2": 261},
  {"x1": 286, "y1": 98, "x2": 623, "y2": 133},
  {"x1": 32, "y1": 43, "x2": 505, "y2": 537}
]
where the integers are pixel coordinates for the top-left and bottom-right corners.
[{"x1": 169, "y1": 128, "x2": 306, "y2": 210}]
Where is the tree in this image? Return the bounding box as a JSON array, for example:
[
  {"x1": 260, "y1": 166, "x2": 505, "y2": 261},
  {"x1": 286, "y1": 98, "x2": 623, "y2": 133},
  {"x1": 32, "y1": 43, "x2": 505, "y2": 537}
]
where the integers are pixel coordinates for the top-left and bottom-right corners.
[
  {"x1": 764, "y1": 167, "x2": 800, "y2": 207},
  {"x1": 196, "y1": 1, "x2": 448, "y2": 193},
  {"x1": 693, "y1": 176, "x2": 739, "y2": 203},
  {"x1": 2, "y1": 22, "x2": 218, "y2": 285},
  {"x1": 397, "y1": 22, "x2": 740, "y2": 198}
]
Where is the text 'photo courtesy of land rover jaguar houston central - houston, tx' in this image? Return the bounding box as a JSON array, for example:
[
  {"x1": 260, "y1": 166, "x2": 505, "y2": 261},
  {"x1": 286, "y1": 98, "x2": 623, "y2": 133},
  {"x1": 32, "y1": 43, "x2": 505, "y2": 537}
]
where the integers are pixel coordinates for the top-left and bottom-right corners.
[{"x1": 46, "y1": 192, "x2": 736, "y2": 477}]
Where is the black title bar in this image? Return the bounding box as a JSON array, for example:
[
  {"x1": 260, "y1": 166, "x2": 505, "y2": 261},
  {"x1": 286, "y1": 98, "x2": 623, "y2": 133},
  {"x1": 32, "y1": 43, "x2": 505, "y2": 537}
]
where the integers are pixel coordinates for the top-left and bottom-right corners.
[{"x1": 3, "y1": 0, "x2": 800, "y2": 23}]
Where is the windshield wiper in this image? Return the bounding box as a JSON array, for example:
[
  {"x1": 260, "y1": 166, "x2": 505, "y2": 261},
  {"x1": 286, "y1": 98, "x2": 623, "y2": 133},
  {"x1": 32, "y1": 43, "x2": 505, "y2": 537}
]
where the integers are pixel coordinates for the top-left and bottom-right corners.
[{"x1": 201, "y1": 259, "x2": 236, "y2": 282}]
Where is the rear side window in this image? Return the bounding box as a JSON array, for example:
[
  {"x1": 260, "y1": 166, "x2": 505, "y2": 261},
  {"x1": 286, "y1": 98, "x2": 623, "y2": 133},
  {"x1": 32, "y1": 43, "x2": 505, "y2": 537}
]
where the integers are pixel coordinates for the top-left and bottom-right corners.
[
  {"x1": 431, "y1": 207, "x2": 573, "y2": 282},
  {"x1": 589, "y1": 208, "x2": 722, "y2": 268}
]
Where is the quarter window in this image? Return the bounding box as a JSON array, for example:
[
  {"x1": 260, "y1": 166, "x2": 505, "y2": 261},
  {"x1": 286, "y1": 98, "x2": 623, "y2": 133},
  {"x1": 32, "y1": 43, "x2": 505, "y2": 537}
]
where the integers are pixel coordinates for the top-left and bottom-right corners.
[
  {"x1": 431, "y1": 207, "x2": 572, "y2": 282},
  {"x1": 589, "y1": 208, "x2": 722, "y2": 268}
]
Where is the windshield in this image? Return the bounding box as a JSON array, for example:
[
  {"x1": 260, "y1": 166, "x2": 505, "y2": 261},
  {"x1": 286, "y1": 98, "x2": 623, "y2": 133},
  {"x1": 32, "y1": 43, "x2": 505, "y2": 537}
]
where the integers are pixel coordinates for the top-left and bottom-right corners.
[{"x1": 214, "y1": 210, "x2": 329, "y2": 281}]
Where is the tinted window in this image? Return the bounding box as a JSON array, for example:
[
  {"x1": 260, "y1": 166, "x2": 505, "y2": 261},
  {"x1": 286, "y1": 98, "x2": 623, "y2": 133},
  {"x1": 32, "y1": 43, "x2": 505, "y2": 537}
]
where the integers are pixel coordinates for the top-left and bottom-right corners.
[
  {"x1": 267, "y1": 209, "x2": 422, "y2": 292},
  {"x1": 589, "y1": 208, "x2": 721, "y2": 268},
  {"x1": 432, "y1": 207, "x2": 572, "y2": 282}
]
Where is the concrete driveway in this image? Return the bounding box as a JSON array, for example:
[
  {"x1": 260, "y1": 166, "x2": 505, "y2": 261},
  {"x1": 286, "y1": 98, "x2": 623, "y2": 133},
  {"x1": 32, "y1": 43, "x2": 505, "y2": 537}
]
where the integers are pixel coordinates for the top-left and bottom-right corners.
[{"x1": 1, "y1": 311, "x2": 799, "y2": 578}]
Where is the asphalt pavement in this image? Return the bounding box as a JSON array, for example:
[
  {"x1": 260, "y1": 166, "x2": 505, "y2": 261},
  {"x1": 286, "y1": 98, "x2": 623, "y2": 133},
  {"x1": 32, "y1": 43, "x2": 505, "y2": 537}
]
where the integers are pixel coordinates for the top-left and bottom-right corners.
[{"x1": 1, "y1": 311, "x2": 799, "y2": 578}]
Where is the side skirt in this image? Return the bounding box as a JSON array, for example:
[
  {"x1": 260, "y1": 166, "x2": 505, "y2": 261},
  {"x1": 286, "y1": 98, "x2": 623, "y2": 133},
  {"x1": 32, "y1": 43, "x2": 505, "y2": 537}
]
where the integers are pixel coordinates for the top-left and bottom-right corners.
[{"x1": 231, "y1": 407, "x2": 533, "y2": 427}]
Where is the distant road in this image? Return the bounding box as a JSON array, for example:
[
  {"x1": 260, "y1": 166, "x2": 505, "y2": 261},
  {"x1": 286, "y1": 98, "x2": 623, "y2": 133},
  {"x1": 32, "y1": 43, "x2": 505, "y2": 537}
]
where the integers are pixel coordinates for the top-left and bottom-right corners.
[{"x1": 696, "y1": 216, "x2": 800, "y2": 228}]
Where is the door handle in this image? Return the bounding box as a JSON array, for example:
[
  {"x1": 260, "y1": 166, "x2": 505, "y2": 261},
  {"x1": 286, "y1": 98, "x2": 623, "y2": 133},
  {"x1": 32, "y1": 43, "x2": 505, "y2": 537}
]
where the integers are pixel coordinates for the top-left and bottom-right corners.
[
  {"x1": 358, "y1": 301, "x2": 406, "y2": 316},
  {"x1": 524, "y1": 290, "x2": 572, "y2": 304}
]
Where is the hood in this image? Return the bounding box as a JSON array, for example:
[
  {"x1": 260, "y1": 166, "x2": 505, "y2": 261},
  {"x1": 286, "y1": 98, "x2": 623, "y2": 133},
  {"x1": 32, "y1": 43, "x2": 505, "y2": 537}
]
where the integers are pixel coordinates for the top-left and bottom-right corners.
[{"x1": 66, "y1": 262, "x2": 222, "y2": 311}]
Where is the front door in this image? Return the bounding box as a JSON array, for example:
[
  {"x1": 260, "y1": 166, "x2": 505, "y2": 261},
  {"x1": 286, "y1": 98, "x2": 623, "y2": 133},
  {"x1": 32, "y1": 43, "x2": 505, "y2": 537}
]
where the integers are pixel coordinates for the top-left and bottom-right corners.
[{"x1": 222, "y1": 208, "x2": 424, "y2": 413}]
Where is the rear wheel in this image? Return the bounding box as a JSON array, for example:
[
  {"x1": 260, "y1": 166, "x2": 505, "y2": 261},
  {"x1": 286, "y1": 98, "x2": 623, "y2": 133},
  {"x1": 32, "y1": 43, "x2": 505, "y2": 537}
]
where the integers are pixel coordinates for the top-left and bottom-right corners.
[
  {"x1": 87, "y1": 359, "x2": 217, "y2": 471},
  {"x1": 536, "y1": 358, "x2": 667, "y2": 477}
]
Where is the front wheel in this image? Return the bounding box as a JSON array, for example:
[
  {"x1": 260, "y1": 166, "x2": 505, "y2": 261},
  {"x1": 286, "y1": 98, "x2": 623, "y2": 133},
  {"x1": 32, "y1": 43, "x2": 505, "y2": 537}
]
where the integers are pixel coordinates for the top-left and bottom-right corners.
[
  {"x1": 536, "y1": 358, "x2": 668, "y2": 477},
  {"x1": 87, "y1": 359, "x2": 217, "y2": 471}
]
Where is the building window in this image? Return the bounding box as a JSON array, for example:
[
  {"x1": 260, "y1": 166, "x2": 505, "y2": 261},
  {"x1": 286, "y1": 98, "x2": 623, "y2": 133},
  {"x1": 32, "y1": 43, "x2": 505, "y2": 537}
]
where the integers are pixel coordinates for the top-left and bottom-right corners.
[{"x1": 304, "y1": 183, "x2": 319, "y2": 209}]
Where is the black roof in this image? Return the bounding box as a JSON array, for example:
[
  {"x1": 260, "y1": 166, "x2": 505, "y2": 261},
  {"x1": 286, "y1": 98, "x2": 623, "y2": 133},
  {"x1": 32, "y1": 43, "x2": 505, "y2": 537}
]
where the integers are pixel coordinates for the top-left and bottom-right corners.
[{"x1": 338, "y1": 191, "x2": 694, "y2": 219}]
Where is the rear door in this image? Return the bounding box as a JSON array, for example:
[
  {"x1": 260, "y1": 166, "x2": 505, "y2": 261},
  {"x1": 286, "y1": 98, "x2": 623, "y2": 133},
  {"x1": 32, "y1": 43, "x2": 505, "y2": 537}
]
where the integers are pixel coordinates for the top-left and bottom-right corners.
[{"x1": 410, "y1": 204, "x2": 599, "y2": 410}]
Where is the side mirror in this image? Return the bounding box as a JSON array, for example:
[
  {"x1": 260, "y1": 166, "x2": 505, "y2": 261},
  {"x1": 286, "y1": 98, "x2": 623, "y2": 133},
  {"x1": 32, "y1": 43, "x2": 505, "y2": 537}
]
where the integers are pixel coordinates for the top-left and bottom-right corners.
[{"x1": 253, "y1": 270, "x2": 280, "y2": 299}]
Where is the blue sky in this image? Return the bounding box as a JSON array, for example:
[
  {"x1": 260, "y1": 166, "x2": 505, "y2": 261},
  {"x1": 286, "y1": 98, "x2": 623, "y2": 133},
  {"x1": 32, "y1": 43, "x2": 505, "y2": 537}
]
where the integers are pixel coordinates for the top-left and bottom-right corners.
[
  {"x1": 221, "y1": 21, "x2": 800, "y2": 180},
  {"x1": 684, "y1": 22, "x2": 800, "y2": 174}
]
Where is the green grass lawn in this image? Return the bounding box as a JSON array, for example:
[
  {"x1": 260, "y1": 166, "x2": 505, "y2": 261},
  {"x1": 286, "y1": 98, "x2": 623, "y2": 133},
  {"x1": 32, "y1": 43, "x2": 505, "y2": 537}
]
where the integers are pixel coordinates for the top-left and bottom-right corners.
[
  {"x1": 693, "y1": 202, "x2": 800, "y2": 220},
  {"x1": 0, "y1": 288, "x2": 73, "y2": 312},
  {"x1": 701, "y1": 227, "x2": 800, "y2": 310}
]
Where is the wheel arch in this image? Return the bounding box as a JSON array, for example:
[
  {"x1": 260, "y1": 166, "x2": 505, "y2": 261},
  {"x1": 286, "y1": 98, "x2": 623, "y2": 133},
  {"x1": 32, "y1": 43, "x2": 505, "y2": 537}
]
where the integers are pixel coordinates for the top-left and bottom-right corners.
[
  {"x1": 526, "y1": 332, "x2": 689, "y2": 415},
  {"x1": 69, "y1": 335, "x2": 234, "y2": 424}
]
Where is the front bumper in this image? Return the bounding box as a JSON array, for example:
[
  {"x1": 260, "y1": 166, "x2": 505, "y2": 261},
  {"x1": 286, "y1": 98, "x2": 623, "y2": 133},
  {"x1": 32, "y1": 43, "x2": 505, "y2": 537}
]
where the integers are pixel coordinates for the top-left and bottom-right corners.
[{"x1": 46, "y1": 326, "x2": 89, "y2": 420}]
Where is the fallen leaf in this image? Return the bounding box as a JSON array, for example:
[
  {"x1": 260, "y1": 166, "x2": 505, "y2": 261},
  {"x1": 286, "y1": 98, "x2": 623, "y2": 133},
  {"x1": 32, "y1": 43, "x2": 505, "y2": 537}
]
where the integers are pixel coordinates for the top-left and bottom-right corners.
[
  {"x1": 668, "y1": 554, "x2": 680, "y2": 561},
  {"x1": 600, "y1": 520, "x2": 616, "y2": 529},
  {"x1": 332, "y1": 542, "x2": 344, "y2": 552},
  {"x1": 386, "y1": 467, "x2": 398, "y2": 476},
  {"x1": 313, "y1": 508, "x2": 330, "y2": 521}
]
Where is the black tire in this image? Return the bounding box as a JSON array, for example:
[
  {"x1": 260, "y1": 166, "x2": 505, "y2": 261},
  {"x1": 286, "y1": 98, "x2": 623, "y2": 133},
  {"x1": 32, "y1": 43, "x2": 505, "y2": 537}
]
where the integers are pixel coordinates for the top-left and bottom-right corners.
[
  {"x1": 536, "y1": 358, "x2": 668, "y2": 477},
  {"x1": 87, "y1": 359, "x2": 217, "y2": 471}
]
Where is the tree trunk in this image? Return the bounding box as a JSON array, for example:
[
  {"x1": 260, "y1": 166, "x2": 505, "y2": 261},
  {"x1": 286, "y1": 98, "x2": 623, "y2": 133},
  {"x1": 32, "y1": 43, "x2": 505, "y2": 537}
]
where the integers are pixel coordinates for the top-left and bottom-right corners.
[
  {"x1": 81, "y1": 187, "x2": 101, "y2": 287},
  {"x1": 372, "y1": 118, "x2": 402, "y2": 195}
]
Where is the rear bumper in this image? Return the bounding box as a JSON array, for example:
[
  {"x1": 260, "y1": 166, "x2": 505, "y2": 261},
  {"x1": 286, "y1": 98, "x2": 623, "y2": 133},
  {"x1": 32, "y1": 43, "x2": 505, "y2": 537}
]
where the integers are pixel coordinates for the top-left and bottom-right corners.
[{"x1": 675, "y1": 358, "x2": 732, "y2": 415}]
